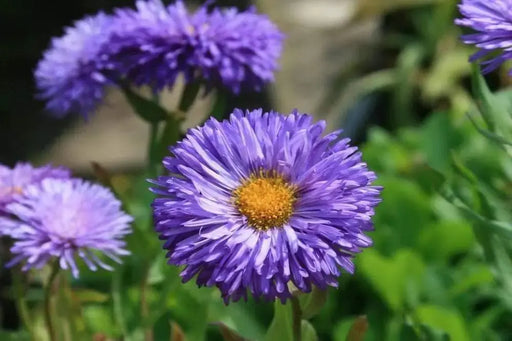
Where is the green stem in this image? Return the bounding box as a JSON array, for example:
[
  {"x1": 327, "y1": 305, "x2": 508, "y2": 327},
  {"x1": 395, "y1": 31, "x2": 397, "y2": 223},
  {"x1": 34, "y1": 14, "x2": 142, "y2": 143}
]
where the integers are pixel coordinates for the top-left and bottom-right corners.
[
  {"x1": 12, "y1": 270, "x2": 35, "y2": 339},
  {"x1": 291, "y1": 296, "x2": 302, "y2": 341},
  {"x1": 148, "y1": 122, "x2": 160, "y2": 176},
  {"x1": 44, "y1": 262, "x2": 60, "y2": 341},
  {"x1": 140, "y1": 265, "x2": 153, "y2": 341},
  {"x1": 112, "y1": 271, "x2": 129, "y2": 338}
]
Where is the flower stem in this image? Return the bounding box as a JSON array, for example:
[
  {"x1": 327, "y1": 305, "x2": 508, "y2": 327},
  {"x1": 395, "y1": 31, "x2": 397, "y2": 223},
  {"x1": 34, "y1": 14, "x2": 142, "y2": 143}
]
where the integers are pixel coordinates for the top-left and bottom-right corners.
[
  {"x1": 141, "y1": 265, "x2": 153, "y2": 341},
  {"x1": 12, "y1": 270, "x2": 35, "y2": 339},
  {"x1": 44, "y1": 262, "x2": 60, "y2": 341},
  {"x1": 148, "y1": 121, "x2": 160, "y2": 176},
  {"x1": 291, "y1": 296, "x2": 302, "y2": 341}
]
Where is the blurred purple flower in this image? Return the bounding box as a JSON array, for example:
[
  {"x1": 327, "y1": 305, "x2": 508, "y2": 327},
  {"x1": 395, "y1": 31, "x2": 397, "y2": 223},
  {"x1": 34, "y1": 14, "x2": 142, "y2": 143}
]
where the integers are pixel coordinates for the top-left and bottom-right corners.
[
  {"x1": 35, "y1": 13, "x2": 114, "y2": 118},
  {"x1": 3, "y1": 178, "x2": 132, "y2": 277},
  {"x1": 107, "y1": 0, "x2": 284, "y2": 93},
  {"x1": 0, "y1": 162, "x2": 70, "y2": 217},
  {"x1": 456, "y1": 0, "x2": 512, "y2": 73},
  {"x1": 151, "y1": 109, "x2": 382, "y2": 303}
]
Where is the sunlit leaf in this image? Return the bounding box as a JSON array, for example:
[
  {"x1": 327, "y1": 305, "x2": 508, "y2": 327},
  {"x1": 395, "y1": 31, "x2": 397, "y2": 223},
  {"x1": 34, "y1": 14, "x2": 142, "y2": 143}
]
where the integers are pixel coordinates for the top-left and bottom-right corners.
[{"x1": 415, "y1": 305, "x2": 470, "y2": 341}]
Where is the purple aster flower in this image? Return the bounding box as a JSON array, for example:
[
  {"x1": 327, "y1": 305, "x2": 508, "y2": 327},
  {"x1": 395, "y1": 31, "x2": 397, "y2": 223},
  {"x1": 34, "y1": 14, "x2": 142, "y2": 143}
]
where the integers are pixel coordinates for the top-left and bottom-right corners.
[
  {"x1": 35, "y1": 13, "x2": 114, "y2": 118},
  {"x1": 150, "y1": 109, "x2": 382, "y2": 303},
  {"x1": 3, "y1": 178, "x2": 132, "y2": 277},
  {"x1": 107, "y1": 0, "x2": 284, "y2": 93},
  {"x1": 0, "y1": 162, "x2": 70, "y2": 219},
  {"x1": 456, "y1": 0, "x2": 512, "y2": 74}
]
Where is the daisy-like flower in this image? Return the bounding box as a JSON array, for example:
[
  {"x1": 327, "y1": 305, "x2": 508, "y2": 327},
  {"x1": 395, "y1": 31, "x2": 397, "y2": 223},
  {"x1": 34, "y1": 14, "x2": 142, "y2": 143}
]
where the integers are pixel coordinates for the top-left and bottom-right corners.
[
  {"x1": 0, "y1": 162, "x2": 70, "y2": 215},
  {"x1": 456, "y1": 0, "x2": 512, "y2": 73},
  {"x1": 3, "y1": 178, "x2": 132, "y2": 277},
  {"x1": 35, "y1": 13, "x2": 114, "y2": 118},
  {"x1": 107, "y1": 0, "x2": 284, "y2": 93},
  {"x1": 151, "y1": 109, "x2": 382, "y2": 303}
]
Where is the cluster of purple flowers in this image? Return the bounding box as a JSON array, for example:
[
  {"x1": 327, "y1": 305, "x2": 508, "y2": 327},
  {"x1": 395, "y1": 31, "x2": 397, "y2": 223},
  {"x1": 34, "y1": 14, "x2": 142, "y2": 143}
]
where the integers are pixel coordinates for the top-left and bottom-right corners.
[
  {"x1": 0, "y1": 163, "x2": 132, "y2": 277},
  {"x1": 30, "y1": 0, "x2": 387, "y2": 303},
  {"x1": 35, "y1": 0, "x2": 284, "y2": 118}
]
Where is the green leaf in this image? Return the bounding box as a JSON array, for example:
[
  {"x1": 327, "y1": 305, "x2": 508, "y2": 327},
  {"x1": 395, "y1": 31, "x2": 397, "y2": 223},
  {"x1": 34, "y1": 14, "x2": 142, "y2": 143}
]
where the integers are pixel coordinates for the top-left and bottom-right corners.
[
  {"x1": 418, "y1": 220, "x2": 475, "y2": 261},
  {"x1": 122, "y1": 86, "x2": 169, "y2": 123},
  {"x1": 301, "y1": 320, "x2": 319, "y2": 341},
  {"x1": 373, "y1": 177, "x2": 432, "y2": 252},
  {"x1": 471, "y1": 65, "x2": 512, "y2": 141},
  {"x1": 415, "y1": 305, "x2": 470, "y2": 341},
  {"x1": 467, "y1": 113, "x2": 512, "y2": 147},
  {"x1": 178, "y1": 82, "x2": 201, "y2": 112},
  {"x1": 345, "y1": 316, "x2": 368, "y2": 341},
  {"x1": 449, "y1": 261, "x2": 494, "y2": 297},
  {"x1": 421, "y1": 112, "x2": 461, "y2": 174},
  {"x1": 264, "y1": 301, "x2": 294, "y2": 341},
  {"x1": 442, "y1": 190, "x2": 512, "y2": 240},
  {"x1": 207, "y1": 301, "x2": 265, "y2": 341},
  {"x1": 300, "y1": 287, "x2": 328, "y2": 320},
  {"x1": 212, "y1": 322, "x2": 249, "y2": 341},
  {"x1": 83, "y1": 305, "x2": 120, "y2": 336},
  {"x1": 399, "y1": 323, "x2": 449, "y2": 341},
  {"x1": 358, "y1": 249, "x2": 425, "y2": 311}
]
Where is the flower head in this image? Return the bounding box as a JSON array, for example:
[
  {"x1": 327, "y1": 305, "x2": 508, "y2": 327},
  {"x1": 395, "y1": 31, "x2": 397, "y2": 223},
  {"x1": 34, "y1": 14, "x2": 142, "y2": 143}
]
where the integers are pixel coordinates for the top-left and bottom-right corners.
[
  {"x1": 3, "y1": 178, "x2": 132, "y2": 277},
  {"x1": 0, "y1": 163, "x2": 70, "y2": 215},
  {"x1": 456, "y1": 0, "x2": 512, "y2": 73},
  {"x1": 151, "y1": 109, "x2": 381, "y2": 303},
  {"x1": 35, "y1": 13, "x2": 113, "y2": 118},
  {"x1": 107, "y1": 0, "x2": 284, "y2": 92}
]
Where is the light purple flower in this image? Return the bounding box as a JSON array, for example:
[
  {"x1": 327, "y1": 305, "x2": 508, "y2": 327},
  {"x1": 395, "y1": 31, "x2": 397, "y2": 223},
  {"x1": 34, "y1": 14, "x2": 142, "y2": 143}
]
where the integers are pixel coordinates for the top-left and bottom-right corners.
[
  {"x1": 106, "y1": 0, "x2": 284, "y2": 93},
  {"x1": 456, "y1": 0, "x2": 512, "y2": 73},
  {"x1": 35, "y1": 13, "x2": 114, "y2": 118},
  {"x1": 3, "y1": 178, "x2": 132, "y2": 277},
  {"x1": 0, "y1": 162, "x2": 70, "y2": 215},
  {"x1": 151, "y1": 109, "x2": 382, "y2": 303}
]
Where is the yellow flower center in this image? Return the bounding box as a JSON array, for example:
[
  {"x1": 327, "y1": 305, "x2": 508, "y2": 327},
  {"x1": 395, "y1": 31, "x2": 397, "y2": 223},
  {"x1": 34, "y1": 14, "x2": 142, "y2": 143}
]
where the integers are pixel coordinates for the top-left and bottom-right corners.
[{"x1": 233, "y1": 172, "x2": 296, "y2": 231}]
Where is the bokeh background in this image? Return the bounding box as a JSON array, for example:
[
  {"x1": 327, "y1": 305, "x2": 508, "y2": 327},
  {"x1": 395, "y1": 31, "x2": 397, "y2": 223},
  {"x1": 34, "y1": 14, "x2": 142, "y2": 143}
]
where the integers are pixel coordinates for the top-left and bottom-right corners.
[{"x1": 3, "y1": 0, "x2": 512, "y2": 340}]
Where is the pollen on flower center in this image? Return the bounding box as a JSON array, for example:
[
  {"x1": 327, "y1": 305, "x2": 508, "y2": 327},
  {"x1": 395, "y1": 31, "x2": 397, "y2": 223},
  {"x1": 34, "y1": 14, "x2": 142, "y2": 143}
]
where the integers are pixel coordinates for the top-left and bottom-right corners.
[{"x1": 233, "y1": 173, "x2": 296, "y2": 231}]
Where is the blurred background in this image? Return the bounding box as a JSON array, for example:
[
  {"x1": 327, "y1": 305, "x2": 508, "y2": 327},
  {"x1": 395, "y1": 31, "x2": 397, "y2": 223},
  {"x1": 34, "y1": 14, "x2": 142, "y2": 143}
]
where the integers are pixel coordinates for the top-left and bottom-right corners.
[{"x1": 3, "y1": 0, "x2": 512, "y2": 340}]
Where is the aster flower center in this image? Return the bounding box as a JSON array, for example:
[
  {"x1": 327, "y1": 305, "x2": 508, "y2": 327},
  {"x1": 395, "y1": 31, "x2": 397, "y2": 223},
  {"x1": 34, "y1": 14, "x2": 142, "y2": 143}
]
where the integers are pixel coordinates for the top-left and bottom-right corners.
[{"x1": 233, "y1": 173, "x2": 296, "y2": 231}]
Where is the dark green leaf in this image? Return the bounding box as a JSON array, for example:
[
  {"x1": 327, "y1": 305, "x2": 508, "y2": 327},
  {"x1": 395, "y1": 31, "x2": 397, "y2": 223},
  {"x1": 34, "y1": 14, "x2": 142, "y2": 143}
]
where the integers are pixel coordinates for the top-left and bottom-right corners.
[
  {"x1": 178, "y1": 82, "x2": 201, "y2": 112},
  {"x1": 122, "y1": 86, "x2": 168, "y2": 123},
  {"x1": 210, "y1": 90, "x2": 228, "y2": 121}
]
